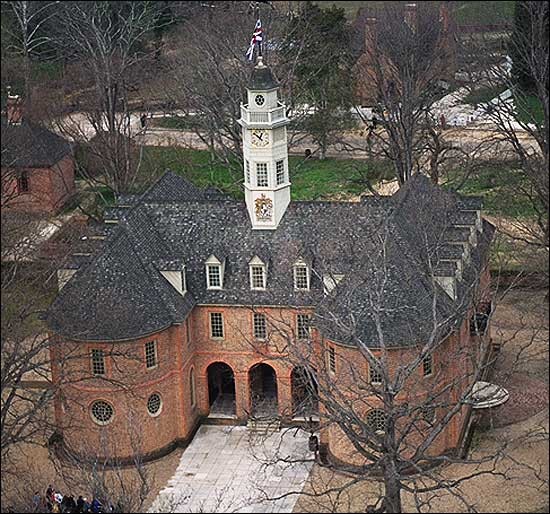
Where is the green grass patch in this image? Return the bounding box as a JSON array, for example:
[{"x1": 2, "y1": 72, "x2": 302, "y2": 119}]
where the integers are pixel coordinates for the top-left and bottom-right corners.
[
  {"x1": 138, "y1": 147, "x2": 393, "y2": 201},
  {"x1": 443, "y1": 163, "x2": 538, "y2": 218},
  {"x1": 463, "y1": 85, "x2": 507, "y2": 106},
  {"x1": 515, "y1": 93, "x2": 545, "y2": 125}
]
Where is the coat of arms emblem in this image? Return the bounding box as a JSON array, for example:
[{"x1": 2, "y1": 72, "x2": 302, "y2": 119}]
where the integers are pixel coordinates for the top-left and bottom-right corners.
[{"x1": 255, "y1": 194, "x2": 273, "y2": 221}]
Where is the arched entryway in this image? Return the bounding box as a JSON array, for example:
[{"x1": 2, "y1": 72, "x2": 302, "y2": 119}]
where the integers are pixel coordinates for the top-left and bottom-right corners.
[
  {"x1": 207, "y1": 362, "x2": 236, "y2": 417},
  {"x1": 291, "y1": 366, "x2": 319, "y2": 419},
  {"x1": 249, "y1": 363, "x2": 278, "y2": 417}
]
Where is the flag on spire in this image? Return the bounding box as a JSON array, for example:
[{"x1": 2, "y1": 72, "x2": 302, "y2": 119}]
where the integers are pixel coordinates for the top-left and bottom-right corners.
[{"x1": 246, "y1": 19, "x2": 263, "y2": 61}]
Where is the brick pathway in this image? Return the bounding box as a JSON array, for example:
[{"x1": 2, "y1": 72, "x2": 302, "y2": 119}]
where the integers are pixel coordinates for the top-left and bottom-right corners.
[
  {"x1": 149, "y1": 425, "x2": 314, "y2": 513},
  {"x1": 486, "y1": 372, "x2": 549, "y2": 428}
]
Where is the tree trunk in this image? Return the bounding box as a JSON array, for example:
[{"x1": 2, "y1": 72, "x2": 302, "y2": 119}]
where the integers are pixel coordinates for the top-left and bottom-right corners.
[{"x1": 383, "y1": 458, "x2": 402, "y2": 513}]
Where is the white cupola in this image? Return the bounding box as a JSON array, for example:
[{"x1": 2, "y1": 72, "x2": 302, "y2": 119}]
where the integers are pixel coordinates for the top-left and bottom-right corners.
[{"x1": 238, "y1": 57, "x2": 291, "y2": 230}]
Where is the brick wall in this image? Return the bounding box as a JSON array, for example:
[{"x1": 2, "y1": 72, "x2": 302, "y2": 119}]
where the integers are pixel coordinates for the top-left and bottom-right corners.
[
  {"x1": 2, "y1": 154, "x2": 75, "y2": 214},
  {"x1": 51, "y1": 299, "x2": 487, "y2": 464}
]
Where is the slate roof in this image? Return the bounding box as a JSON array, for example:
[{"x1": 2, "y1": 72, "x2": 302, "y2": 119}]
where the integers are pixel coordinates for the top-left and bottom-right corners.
[
  {"x1": 46, "y1": 172, "x2": 494, "y2": 345},
  {"x1": 249, "y1": 64, "x2": 278, "y2": 90},
  {"x1": 1, "y1": 117, "x2": 72, "y2": 168}
]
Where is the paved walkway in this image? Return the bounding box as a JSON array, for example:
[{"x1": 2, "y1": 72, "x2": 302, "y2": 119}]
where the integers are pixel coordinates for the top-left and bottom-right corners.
[{"x1": 150, "y1": 425, "x2": 315, "y2": 513}]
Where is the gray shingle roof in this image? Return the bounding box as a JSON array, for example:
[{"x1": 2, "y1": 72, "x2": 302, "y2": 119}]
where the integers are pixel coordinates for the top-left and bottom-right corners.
[
  {"x1": 249, "y1": 64, "x2": 278, "y2": 90},
  {"x1": 46, "y1": 172, "x2": 494, "y2": 345},
  {"x1": 1, "y1": 118, "x2": 72, "y2": 168}
]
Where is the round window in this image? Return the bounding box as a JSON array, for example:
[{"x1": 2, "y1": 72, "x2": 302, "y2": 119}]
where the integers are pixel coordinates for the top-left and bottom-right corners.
[
  {"x1": 147, "y1": 393, "x2": 162, "y2": 417},
  {"x1": 90, "y1": 400, "x2": 114, "y2": 425},
  {"x1": 366, "y1": 409, "x2": 386, "y2": 433},
  {"x1": 255, "y1": 94, "x2": 265, "y2": 106}
]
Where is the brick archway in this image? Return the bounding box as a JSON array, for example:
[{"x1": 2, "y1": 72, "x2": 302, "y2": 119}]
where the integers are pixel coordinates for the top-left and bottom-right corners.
[
  {"x1": 207, "y1": 362, "x2": 236, "y2": 417},
  {"x1": 249, "y1": 363, "x2": 278, "y2": 417}
]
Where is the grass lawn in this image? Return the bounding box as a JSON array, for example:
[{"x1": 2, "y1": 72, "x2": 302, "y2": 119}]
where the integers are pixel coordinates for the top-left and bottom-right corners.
[
  {"x1": 138, "y1": 147, "x2": 393, "y2": 201},
  {"x1": 462, "y1": 85, "x2": 507, "y2": 106},
  {"x1": 515, "y1": 93, "x2": 545, "y2": 125},
  {"x1": 304, "y1": 1, "x2": 515, "y2": 25},
  {"x1": 443, "y1": 163, "x2": 538, "y2": 219}
]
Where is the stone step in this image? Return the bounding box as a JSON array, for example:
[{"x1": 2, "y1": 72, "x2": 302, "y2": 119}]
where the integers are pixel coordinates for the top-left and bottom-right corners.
[{"x1": 246, "y1": 418, "x2": 281, "y2": 433}]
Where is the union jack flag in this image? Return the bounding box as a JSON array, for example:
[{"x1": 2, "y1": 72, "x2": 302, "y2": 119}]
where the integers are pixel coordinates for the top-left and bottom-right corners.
[{"x1": 246, "y1": 19, "x2": 263, "y2": 61}]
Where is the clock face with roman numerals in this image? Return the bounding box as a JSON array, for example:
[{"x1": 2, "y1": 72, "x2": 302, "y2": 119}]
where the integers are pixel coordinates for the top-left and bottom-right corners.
[{"x1": 251, "y1": 129, "x2": 269, "y2": 147}]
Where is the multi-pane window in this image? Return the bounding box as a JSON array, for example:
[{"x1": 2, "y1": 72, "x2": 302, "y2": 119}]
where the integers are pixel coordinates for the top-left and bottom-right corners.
[
  {"x1": 210, "y1": 312, "x2": 224, "y2": 338},
  {"x1": 370, "y1": 363, "x2": 383, "y2": 384},
  {"x1": 297, "y1": 314, "x2": 311, "y2": 339},
  {"x1": 145, "y1": 341, "x2": 157, "y2": 369},
  {"x1": 147, "y1": 393, "x2": 162, "y2": 416},
  {"x1": 207, "y1": 264, "x2": 222, "y2": 289},
  {"x1": 256, "y1": 162, "x2": 268, "y2": 187},
  {"x1": 294, "y1": 264, "x2": 309, "y2": 290},
  {"x1": 328, "y1": 346, "x2": 336, "y2": 374},
  {"x1": 17, "y1": 171, "x2": 29, "y2": 193},
  {"x1": 250, "y1": 265, "x2": 266, "y2": 289},
  {"x1": 90, "y1": 400, "x2": 114, "y2": 425},
  {"x1": 423, "y1": 354, "x2": 433, "y2": 377},
  {"x1": 91, "y1": 349, "x2": 105, "y2": 376},
  {"x1": 190, "y1": 368, "x2": 196, "y2": 407},
  {"x1": 366, "y1": 409, "x2": 387, "y2": 433},
  {"x1": 422, "y1": 405, "x2": 436, "y2": 424},
  {"x1": 276, "y1": 160, "x2": 285, "y2": 185},
  {"x1": 245, "y1": 160, "x2": 251, "y2": 184},
  {"x1": 253, "y1": 313, "x2": 267, "y2": 340}
]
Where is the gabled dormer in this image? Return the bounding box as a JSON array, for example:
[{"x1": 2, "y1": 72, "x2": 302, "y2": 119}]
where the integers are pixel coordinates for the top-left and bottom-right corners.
[
  {"x1": 156, "y1": 259, "x2": 187, "y2": 296},
  {"x1": 205, "y1": 255, "x2": 224, "y2": 289},
  {"x1": 293, "y1": 257, "x2": 311, "y2": 291},
  {"x1": 249, "y1": 255, "x2": 267, "y2": 290}
]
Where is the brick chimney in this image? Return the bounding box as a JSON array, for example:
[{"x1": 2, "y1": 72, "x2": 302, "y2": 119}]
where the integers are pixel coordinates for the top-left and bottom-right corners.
[
  {"x1": 365, "y1": 16, "x2": 378, "y2": 50},
  {"x1": 6, "y1": 89, "x2": 23, "y2": 125}
]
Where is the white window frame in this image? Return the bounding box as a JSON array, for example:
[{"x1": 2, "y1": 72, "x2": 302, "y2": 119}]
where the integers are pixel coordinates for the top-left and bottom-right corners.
[
  {"x1": 249, "y1": 256, "x2": 266, "y2": 290},
  {"x1": 210, "y1": 312, "x2": 224, "y2": 339},
  {"x1": 275, "y1": 159, "x2": 285, "y2": 185},
  {"x1": 145, "y1": 341, "x2": 158, "y2": 369},
  {"x1": 256, "y1": 162, "x2": 268, "y2": 187},
  {"x1": 297, "y1": 314, "x2": 311, "y2": 340},
  {"x1": 147, "y1": 392, "x2": 163, "y2": 417},
  {"x1": 327, "y1": 346, "x2": 336, "y2": 374},
  {"x1": 190, "y1": 368, "x2": 196, "y2": 407},
  {"x1": 323, "y1": 273, "x2": 344, "y2": 294},
  {"x1": 369, "y1": 363, "x2": 383, "y2": 385},
  {"x1": 253, "y1": 312, "x2": 267, "y2": 340},
  {"x1": 245, "y1": 160, "x2": 251, "y2": 184},
  {"x1": 91, "y1": 349, "x2": 106, "y2": 376},
  {"x1": 422, "y1": 354, "x2": 433, "y2": 377},
  {"x1": 294, "y1": 259, "x2": 310, "y2": 291},
  {"x1": 366, "y1": 409, "x2": 387, "y2": 434},
  {"x1": 205, "y1": 255, "x2": 223, "y2": 289}
]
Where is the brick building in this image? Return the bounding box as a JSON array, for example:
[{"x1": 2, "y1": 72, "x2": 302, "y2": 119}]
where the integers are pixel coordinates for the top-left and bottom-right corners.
[
  {"x1": 352, "y1": 2, "x2": 456, "y2": 106},
  {"x1": 1, "y1": 93, "x2": 75, "y2": 214},
  {"x1": 46, "y1": 58, "x2": 494, "y2": 466}
]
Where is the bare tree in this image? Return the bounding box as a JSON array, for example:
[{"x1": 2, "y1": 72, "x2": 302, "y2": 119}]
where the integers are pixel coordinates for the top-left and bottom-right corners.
[
  {"x1": 52, "y1": 1, "x2": 165, "y2": 196},
  {"x1": 1, "y1": 0, "x2": 59, "y2": 105},
  {"x1": 234, "y1": 189, "x2": 547, "y2": 513},
  {"x1": 352, "y1": 3, "x2": 456, "y2": 185},
  {"x1": 459, "y1": 1, "x2": 548, "y2": 279}
]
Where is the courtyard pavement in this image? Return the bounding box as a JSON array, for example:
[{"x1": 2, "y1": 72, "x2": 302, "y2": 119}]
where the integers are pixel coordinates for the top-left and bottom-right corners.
[{"x1": 149, "y1": 425, "x2": 315, "y2": 513}]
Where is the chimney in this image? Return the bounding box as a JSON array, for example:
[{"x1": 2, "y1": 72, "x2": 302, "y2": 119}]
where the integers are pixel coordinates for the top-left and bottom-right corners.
[
  {"x1": 365, "y1": 16, "x2": 378, "y2": 50},
  {"x1": 6, "y1": 89, "x2": 23, "y2": 125}
]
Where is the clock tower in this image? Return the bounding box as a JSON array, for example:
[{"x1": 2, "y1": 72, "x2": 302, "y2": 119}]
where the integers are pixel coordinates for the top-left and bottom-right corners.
[{"x1": 238, "y1": 57, "x2": 291, "y2": 230}]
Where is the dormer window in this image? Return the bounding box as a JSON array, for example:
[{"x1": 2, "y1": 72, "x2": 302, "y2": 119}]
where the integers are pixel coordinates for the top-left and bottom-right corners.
[
  {"x1": 249, "y1": 256, "x2": 266, "y2": 290},
  {"x1": 293, "y1": 259, "x2": 310, "y2": 291},
  {"x1": 323, "y1": 274, "x2": 344, "y2": 294},
  {"x1": 205, "y1": 255, "x2": 223, "y2": 289}
]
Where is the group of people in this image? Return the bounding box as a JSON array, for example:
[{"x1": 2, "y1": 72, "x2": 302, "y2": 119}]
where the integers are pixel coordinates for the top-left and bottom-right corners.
[{"x1": 32, "y1": 485, "x2": 105, "y2": 513}]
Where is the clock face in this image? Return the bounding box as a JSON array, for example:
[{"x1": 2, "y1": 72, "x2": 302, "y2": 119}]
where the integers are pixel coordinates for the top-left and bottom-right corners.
[
  {"x1": 255, "y1": 94, "x2": 265, "y2": 106},
  {"x1": 251, "y1": 129, "x2": 269, "y2": 147}
]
